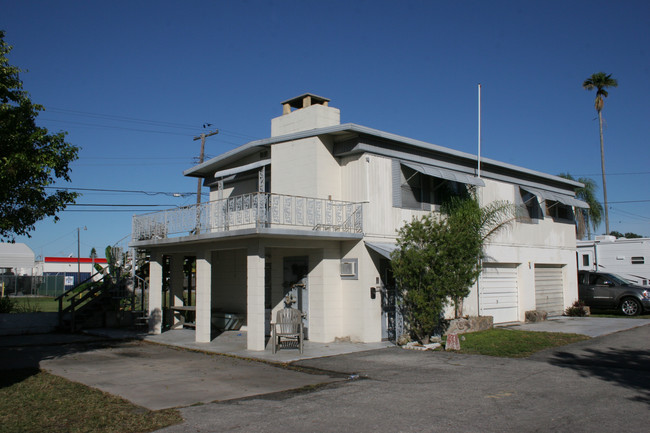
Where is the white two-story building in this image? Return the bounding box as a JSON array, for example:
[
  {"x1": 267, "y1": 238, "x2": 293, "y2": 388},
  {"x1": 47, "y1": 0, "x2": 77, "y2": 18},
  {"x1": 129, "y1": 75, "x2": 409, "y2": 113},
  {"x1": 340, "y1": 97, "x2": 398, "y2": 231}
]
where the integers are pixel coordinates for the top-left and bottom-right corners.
[{"x1": 131, "y1": 94, "x2": 586, "y2": 351}]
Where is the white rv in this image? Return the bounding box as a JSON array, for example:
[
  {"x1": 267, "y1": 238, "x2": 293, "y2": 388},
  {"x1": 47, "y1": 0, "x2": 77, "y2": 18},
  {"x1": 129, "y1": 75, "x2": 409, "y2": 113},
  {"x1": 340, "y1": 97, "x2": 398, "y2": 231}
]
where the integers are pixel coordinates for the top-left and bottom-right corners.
[{"x1": 577, "y1": 236, "x2": 650, "y2": 286}]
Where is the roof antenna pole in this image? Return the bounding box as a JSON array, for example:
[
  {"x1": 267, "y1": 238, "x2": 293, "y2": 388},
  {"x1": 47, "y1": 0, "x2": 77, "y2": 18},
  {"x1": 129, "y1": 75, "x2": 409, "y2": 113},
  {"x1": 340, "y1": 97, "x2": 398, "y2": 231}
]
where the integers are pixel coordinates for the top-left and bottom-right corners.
[{"x1": 477, "y1": 83, "x2": 481, "y2": 179}]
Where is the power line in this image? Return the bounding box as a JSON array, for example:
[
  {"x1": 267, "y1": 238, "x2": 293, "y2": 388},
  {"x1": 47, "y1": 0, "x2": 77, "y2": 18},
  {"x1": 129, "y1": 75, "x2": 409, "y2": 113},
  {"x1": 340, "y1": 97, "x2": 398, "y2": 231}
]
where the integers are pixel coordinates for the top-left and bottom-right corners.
[
  {"x1": 69, "y1": 204, "x2": 173, "y2": 207},
  {"x1": 43, "y1": 186, "x2": 206, "y2": 196},
  {"x1": 40, "y1": 118, "x2": 194, "y2": 137},
  {"x1": 610, "y1": 207, "x2": 650, "y2": 221},
  {"x1": 44, "y1": 106, "x2": 262, "y2": 140},
  {"x1": 63, "y1": 209, "x2": 162, "y2": 212},
  {"x1": 608, "y1": 199, "x2": 650, "y2": 204},
  {"x1": 574, "y1": 171, "x2": 650, "y2": 177},
  {"x1": 46, "y1": 107, "x2": 200, "y2": 131}
]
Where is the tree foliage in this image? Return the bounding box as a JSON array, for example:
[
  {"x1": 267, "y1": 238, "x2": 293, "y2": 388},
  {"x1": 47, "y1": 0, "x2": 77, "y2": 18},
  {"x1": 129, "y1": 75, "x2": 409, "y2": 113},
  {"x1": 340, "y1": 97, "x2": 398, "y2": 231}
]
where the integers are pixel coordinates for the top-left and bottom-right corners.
[
  {"x1": 583, "y1": 72, "x2": 618, "y2": 113},
  {"x1": 558, "y1": 173, "x2": 603, "y2": 239},
  {"x1": 391, "y1": 196, "x2": 513, "y2": 343},
  {"x1": 609, "y1": 231, "x2": 644, "y2": 239},
  {"x1": 0, "y1": 30, "x2": 79, "y2": 241}
]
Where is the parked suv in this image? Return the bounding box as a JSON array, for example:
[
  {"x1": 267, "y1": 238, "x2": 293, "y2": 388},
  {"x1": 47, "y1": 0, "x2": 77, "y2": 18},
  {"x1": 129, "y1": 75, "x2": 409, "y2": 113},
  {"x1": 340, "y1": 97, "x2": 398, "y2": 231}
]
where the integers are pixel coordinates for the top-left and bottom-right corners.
[{"x1": 578, "y1": 271, "x2": 650, "y2": 316}]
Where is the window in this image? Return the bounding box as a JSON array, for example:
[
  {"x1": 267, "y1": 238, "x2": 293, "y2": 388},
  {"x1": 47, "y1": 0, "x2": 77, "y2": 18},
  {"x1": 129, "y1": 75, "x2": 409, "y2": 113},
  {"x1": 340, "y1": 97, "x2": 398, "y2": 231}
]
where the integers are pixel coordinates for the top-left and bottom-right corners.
[
  {"x1": 582, "y1": 254, "x2": 590, "y2": 267},
  {"x1": 631, "y1": 256, "x2": 645, "y2": 265},
  {"x1": 393, "y1": 161, "x2": 469, "y2": 210},
  {"x1": 340, "y1": 258, "x2": 358, "y2": 280},
  {"x1": 516, "y1": 187, "x2": 543, "y2": 222},
  {"x1": 400, "y1": 165, "x2": 428, "y2": 210},
  {"x1": 545, "y1": 200, "x2": 574, "y2": 222}
]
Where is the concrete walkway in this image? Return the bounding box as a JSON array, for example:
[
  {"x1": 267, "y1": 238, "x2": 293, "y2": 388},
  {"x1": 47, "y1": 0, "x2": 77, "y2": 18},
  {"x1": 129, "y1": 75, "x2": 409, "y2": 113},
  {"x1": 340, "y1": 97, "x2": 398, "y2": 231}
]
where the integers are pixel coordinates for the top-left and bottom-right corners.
[
  {"x1": 502, "y1": 316, "x2": 650, "y2": 337},
  {"x1": 0, "y1": 334, "x2": 351, "y2": 411},
  {"x1": 85, "y1": 328, "x2": 393, "y2": 363}
]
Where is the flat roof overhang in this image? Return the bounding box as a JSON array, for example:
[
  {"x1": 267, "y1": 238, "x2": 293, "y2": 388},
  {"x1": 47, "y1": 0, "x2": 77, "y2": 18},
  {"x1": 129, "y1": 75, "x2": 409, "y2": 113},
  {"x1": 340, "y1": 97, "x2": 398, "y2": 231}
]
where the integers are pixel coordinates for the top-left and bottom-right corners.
[{"x1": 129, "y1": 227, "x2": 363, "y2": 249}]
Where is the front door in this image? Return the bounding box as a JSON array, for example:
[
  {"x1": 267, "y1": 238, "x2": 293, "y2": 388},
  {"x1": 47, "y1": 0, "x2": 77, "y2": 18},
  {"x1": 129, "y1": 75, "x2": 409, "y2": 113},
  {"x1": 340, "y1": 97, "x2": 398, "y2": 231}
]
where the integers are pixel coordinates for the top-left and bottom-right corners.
[
  {"x1": 283, "y1": 256, "x2": 309, "y2": 339},
  {"x1": 380, "y1": 259, "x2": 401, "y2": 342}
]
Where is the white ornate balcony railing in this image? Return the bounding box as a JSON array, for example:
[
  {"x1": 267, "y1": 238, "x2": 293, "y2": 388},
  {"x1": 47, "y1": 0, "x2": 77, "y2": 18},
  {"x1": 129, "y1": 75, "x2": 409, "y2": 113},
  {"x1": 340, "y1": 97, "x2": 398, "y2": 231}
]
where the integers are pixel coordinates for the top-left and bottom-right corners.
[{"x1": 132, "y1": 192, "x2": 363, "y2": 241}]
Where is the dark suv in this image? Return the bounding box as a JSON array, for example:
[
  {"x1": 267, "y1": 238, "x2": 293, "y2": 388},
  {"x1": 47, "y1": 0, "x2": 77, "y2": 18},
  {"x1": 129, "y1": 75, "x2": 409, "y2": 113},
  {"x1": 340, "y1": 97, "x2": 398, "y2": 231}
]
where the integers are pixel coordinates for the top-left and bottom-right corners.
[{"x1": 578, "y1": 271, "x2": 650, "y2": 316}]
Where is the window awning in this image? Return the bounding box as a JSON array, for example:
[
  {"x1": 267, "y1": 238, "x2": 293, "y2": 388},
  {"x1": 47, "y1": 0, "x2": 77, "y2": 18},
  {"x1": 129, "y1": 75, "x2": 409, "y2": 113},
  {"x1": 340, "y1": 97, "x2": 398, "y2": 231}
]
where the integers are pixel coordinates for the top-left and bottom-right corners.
[
  {"x1": 365, "y1": 241, "x2": 399, "y2": 260},
  {"x1": 213, "y1": 159, "x2": 270, "y2": 178},
  {"x1": 520, "y1": 186, "x2": 589, "y2": 209},
  {"x1": 402, "y1": 161, "x2": 485, "y2": 187}
]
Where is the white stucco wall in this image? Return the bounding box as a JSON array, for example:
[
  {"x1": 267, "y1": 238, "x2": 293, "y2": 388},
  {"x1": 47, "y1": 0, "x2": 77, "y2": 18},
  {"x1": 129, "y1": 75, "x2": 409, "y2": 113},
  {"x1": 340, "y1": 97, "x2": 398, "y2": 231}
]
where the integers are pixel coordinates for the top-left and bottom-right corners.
[
  {"x1": 271, "y1": 136, "x2": 341, "y2": 200},
  {"x1": 271, "y1": 104, "x2": 340, "y2": 137}
]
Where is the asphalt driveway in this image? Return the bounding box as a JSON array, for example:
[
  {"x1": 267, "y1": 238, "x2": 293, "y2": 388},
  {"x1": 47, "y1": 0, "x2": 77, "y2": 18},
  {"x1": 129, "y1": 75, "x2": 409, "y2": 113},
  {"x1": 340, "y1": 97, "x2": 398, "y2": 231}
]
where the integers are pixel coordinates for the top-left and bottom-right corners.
[
  {"x1": 2, "y1": 317, "x2": 649, "y2": 432},
  {"x1": 157, "y1": 322, "x2": 650, "y2": 433}
]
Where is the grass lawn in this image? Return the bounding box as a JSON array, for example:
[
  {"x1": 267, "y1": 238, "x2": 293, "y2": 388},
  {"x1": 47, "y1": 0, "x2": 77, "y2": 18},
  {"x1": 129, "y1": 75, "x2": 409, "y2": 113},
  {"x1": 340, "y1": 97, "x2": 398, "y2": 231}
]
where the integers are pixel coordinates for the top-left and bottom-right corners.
[
  {"x1": 10, "y1": 297, "x2": 61, "y2": 313},
  {"x1": 0, "y1": 368, "x2": 182, "y2": 433},
  {"x1": 446, "y1": 328, "x2": 590, "y2": 358}
]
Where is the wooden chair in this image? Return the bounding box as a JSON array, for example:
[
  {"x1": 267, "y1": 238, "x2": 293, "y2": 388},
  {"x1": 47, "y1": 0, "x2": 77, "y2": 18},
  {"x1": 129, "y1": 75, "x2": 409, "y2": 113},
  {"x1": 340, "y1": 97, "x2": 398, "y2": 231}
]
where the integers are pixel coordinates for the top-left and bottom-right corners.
[{"x1": 271, "y1": 308, "x2": 304, "y2": 354}]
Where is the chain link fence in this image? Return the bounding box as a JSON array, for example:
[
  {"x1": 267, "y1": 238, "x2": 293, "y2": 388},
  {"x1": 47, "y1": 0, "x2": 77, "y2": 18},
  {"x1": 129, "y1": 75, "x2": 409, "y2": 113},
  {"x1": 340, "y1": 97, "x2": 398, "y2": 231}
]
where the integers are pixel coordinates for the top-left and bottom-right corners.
[{"x1": 1, "y1": 275, "x2": 66, "y2": 297}]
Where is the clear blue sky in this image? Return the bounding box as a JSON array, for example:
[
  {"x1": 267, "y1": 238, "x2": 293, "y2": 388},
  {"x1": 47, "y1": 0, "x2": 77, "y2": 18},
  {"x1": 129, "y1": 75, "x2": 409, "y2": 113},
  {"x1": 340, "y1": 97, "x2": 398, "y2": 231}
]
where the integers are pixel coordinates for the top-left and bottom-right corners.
[{"x1": 3, "y1": 0, "x2": 649, "y2": 258}]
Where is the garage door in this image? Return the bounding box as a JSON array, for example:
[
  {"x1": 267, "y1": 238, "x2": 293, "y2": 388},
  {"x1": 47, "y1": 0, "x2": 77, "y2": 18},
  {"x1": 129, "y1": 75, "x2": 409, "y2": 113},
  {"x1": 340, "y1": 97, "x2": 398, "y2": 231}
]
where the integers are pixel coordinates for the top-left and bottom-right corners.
[
  {"x1": 479, "y1": 264, "x2": 519, "y2": 323},
  {"x1": 535, "y1": 264, "x2": 564, "y2": 316}
]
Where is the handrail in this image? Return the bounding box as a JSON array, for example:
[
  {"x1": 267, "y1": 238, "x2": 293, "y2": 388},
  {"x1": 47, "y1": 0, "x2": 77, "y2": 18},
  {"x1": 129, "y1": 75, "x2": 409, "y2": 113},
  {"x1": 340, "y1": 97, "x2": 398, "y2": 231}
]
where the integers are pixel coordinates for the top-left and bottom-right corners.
[
  {"x1": 57, "y1": 271, "x2": 142, "y2": 332},
  {"x1": 132, "y1": 192, "x2": 363, "y2": 241},
  {"x1": 54, "y1": 270, "x2": 107, "y2": 302}
]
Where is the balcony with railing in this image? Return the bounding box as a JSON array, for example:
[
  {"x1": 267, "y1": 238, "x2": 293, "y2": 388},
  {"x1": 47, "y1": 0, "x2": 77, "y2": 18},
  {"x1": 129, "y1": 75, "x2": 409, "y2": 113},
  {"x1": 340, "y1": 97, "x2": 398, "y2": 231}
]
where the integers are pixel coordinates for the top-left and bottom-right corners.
[{"x1": 131, "y1": 192, "x2": 363, "y2": 243}]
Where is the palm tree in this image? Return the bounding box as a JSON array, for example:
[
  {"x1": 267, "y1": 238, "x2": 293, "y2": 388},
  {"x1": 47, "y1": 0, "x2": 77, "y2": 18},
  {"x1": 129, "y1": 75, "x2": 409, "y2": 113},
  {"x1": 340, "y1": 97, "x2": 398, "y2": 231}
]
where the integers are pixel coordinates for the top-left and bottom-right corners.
[
  {"x1": 559, "y1": 173, "x2": 603, "y2": 239},
  {"x1": 583, "y1": 72, "x2": 618, "y2": 235}
]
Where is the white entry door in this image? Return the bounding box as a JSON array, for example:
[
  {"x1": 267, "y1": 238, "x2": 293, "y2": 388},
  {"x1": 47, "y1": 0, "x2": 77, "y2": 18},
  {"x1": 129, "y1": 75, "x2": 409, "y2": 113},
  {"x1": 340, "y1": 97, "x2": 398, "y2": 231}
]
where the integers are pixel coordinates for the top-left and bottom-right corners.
[{"x1": 479, "y1": 264, "x2": 519, "y2": 323}]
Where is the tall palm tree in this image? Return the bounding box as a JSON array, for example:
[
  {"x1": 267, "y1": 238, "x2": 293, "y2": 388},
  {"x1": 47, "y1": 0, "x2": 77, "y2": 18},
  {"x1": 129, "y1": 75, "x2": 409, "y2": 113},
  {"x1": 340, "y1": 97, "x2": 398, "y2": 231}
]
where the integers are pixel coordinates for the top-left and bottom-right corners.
[
  {"x1": 583, "y1": 72, "x2": 618, "y2": 235},
  {"x1": 559, "y1": 173, "x2": 603, "y2": 239}
]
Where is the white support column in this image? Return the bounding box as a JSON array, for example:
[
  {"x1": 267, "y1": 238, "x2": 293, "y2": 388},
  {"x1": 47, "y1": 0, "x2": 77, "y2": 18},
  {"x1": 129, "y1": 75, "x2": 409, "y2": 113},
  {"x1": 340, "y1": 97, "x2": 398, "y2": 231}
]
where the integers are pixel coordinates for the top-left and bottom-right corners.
[
  {"x1": 148, "y1": 252, "x2": 163, "y2": 334},
  {"x1": 195, "y1": 249, "x2": 213, "y2": 343},
  {"x1": 247, "y1": 242, "x2": 266, "y2": 351},
  {"x1": 169, "y1": 254, "x2": 185, "y2": 328}
]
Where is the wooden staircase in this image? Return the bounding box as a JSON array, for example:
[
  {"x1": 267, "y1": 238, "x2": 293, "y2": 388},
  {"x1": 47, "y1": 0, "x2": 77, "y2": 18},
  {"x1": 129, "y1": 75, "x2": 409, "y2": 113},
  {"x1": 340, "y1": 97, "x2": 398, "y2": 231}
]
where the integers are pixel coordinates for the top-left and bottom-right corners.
[{"x1": 56, "y1": 272, "x2": 146, "y2": 333}]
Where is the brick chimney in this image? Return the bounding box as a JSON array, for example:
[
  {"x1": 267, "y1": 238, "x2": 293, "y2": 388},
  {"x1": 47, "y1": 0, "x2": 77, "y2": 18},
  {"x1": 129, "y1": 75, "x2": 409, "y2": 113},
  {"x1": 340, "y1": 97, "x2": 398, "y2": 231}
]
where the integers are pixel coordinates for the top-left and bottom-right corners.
[{"x1": 271, "y1": 93, "x2": 340, "y2": 137}]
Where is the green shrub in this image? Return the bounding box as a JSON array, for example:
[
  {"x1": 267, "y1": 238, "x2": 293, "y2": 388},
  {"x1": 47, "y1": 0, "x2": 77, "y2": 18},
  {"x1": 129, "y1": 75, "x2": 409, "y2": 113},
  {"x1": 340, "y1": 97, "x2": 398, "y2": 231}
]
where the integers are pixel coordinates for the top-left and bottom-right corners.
[
  {"x1": 565, "y1": 300, "x2": 587, "y2": 317},
  {"x1": 0, "y1": 296, "x2": 16, "y2": 313}
]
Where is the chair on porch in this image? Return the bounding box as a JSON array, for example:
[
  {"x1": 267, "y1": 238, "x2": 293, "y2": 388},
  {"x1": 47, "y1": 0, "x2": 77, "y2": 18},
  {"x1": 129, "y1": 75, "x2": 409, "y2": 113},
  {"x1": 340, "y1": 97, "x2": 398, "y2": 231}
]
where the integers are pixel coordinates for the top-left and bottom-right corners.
[{"x1": 271, "y1": 308, "x2": 304, "y2": 354}]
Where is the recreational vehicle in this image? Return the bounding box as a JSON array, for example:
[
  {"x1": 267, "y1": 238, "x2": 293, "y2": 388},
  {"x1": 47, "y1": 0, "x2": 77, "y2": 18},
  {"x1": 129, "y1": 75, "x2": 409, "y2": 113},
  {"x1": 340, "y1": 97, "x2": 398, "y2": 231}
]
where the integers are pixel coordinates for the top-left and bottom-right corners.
[{"x1": 577, "y1": 236, "x2": 650, "y2": 286}]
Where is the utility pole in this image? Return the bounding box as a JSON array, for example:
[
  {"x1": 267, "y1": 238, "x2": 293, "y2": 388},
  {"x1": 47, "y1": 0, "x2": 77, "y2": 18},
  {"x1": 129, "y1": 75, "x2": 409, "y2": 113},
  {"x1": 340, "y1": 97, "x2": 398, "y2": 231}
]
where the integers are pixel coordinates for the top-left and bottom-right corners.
[
  {"x1": 193, "y1": 129, "x2": 219, "y2": 207},
  {"x1": 77, "y1": 226, "x2": 86, "y2": 285},
  {"x1": 193, "y1": 128, "x2": 218, "y2": 234}
]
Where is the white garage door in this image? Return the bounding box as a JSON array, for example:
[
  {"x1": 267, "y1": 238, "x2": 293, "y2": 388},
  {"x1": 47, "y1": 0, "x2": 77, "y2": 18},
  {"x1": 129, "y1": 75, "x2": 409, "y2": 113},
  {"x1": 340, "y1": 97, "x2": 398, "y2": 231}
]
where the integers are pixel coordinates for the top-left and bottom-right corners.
[
  {"x1": 535, "y1": 264, "x2": 564, "y2": 316},
  {"x1": 479, "y1": 264, "x2": 519, "y2": 323}
]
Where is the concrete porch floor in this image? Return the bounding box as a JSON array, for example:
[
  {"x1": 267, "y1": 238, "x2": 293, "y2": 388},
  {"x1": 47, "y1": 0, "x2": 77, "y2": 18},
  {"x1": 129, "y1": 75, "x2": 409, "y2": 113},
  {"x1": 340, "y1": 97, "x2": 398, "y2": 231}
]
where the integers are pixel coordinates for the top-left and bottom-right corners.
[{"x1": 86, "y1": 328, "x2": 394, "y2": 363}]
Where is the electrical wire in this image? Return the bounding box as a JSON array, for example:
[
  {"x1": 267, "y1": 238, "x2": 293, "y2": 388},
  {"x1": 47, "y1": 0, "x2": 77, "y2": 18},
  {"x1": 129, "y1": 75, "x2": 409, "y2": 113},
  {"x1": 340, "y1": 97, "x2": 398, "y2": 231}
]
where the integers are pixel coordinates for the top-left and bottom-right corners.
[
  {"x1": 43, "y1": 186, "x2": 206, "y2": 196},
  {"x1": 69, "y1": 204, "x2": 173, "y2": 207},
  {"x1": 574, "y1": 171, "x2": 650, "y2": 177}
]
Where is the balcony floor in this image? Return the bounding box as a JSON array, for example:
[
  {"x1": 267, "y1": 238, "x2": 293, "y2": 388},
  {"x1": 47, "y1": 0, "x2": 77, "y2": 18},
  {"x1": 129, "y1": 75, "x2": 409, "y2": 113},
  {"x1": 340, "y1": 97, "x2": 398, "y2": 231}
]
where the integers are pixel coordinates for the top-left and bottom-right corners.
[{"x1": 130, "y1": 226, "x2": 363, "y2": 248}]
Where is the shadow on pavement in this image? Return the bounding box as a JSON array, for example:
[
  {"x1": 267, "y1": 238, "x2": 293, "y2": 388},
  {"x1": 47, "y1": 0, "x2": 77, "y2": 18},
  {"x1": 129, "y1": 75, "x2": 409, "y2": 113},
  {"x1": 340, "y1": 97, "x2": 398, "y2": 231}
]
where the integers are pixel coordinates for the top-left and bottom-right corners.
[
  {"x1": 0, "y1": 335, "x2": 126, "y2": 389},
  {"x1": 548, "y1": 347, "x2": 650, "y2": 404}
]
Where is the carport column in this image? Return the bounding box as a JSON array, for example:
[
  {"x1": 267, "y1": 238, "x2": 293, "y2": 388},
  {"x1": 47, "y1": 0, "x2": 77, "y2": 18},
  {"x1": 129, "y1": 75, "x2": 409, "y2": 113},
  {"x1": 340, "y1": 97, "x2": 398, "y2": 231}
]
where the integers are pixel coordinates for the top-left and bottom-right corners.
[
  {"x1": 195, "y1": 249, "x2": 213, "y2": 343},
  {"x1": 148, "y1": 251, "x2": 163, "y2": 334},
  {"x1": 247, "y1": 242, "x2": 265, "y2": 351},
  {"x1": 169, "y1": 254, "x2": 185, "y2": 328}
]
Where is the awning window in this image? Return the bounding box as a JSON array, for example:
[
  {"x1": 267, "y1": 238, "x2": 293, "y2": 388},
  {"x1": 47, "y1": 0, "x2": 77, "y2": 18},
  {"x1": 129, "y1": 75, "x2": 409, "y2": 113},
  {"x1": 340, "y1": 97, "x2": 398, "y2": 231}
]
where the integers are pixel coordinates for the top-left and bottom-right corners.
[
  {"x1": 213, "y1": 159, "x2": 270, "y2": 179},
  {"x1": 365, "y1": 241, "x2": 399, "y2": 260},
  {"x1": 401, "y1": 161, "x2": 485, "y2": 187},
  {"x1": 519, "y1": 186, "x2": 588, "y2": 209}
]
